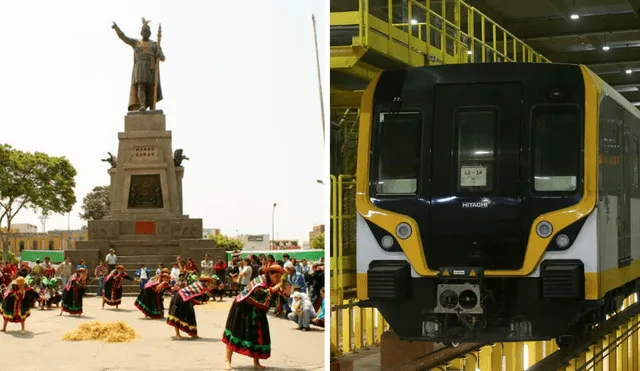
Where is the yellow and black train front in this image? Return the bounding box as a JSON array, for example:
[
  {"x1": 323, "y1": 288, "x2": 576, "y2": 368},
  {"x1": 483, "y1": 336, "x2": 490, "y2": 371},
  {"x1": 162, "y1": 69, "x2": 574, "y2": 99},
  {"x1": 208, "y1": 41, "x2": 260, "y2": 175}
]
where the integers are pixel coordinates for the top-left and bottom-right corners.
[{"x1": 355, "y1": 63, "x2": 618, "y2": 344}]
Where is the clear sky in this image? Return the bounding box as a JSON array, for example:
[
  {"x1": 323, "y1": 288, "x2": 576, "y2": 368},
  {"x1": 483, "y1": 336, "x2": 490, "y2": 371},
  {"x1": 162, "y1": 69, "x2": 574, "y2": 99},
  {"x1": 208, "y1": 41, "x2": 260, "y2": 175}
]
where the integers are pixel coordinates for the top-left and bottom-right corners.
[{"x1": 0, "y1": 1, "x2": 327, "y2": 244}]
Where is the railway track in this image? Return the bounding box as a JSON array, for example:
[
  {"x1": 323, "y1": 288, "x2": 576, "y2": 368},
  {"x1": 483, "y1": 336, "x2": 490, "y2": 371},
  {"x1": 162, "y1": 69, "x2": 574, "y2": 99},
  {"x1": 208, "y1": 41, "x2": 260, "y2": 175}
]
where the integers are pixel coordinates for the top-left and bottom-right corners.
[
  {"x1": 529, "y1": 300, "x2": 640, "y2": 371},
  {"x1": 388, "y1": 342, "x2": 489, "y2": 371},
  {"x1": 387, "y1": 299, "x2": 640, "y2": 370}
]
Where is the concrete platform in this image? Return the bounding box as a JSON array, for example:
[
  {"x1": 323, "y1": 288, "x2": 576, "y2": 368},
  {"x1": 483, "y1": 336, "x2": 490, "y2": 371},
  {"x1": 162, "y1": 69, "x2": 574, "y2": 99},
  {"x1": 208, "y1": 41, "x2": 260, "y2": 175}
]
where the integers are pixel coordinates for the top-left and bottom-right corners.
[{"x1": 1, "y1": 296, "x2": 324, "y2": 371}]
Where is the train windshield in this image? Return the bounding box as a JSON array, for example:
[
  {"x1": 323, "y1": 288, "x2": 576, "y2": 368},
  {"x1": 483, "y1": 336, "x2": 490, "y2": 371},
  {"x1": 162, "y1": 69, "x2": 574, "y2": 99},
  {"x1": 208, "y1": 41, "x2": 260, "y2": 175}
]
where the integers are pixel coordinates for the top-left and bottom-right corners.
[
  {"x1": 375, "y1": 111, "x2": 422, "y2": 196},
  {"x1": 532, "y1": 105, "x2": 581, "y2": 192},
  {"x1": 457, "y1": 110, "x2": 497, "y2": 193}
]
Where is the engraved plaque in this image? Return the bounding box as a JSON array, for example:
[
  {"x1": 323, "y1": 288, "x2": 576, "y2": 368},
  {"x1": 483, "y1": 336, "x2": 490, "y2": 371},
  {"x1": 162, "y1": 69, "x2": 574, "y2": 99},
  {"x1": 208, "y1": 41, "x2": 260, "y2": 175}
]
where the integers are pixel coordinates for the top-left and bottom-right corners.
[
  {"x1": 131, "y1": 145, "x2": 159, "y2": 160},
  {"x1": 128, "y1": 174, "x2": 164, "y2": 208}
]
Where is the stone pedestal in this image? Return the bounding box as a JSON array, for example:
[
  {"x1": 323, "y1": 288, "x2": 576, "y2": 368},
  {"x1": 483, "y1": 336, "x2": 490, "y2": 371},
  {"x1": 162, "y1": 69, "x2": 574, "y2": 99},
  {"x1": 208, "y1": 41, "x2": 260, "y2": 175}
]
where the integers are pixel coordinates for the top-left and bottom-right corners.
[
  {"x1": 108, "y1": 111, "x2": 182, "y2": 220},
  {"x1": 72, "y1": 110, "x2": 222, "y2": 293}
]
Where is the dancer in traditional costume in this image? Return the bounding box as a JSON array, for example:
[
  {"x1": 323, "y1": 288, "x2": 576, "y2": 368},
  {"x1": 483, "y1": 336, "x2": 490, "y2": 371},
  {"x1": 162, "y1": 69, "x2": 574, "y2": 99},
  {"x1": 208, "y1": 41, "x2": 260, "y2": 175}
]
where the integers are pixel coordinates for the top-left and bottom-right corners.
[
  {"x1": 43, "y1": 256, "x2": 56, "y2": 279},
  {"x1": 166, "y1": 276, "x2": 217, "y2": 338},
  {"x1": 38, "y1": 277, "x2": 56, "y2": 310},
  {"x1": 102, "y1": 265, "x2": 138, "y2": 309},
  {"x1": 59, "y1": 268, "x2": 87, "y2": 316},
  {"x1": 223, "y1": 265, "x2": 289, "y2": 371},
  {"x1": 47, "y1": 277, "x2": 63, "y2": 308},
  {"x1": 134, "y1": 272, "x2": 171, "y2": 319},
  {"x1": 1, "y1": 277, "x2": 38, "y2": 333}
]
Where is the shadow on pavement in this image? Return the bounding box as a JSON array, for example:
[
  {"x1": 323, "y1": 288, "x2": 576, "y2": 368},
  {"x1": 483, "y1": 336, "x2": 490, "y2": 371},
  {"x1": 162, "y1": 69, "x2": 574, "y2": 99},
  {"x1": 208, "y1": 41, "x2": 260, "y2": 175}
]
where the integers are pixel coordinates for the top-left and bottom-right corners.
[{"x1": 2, "y1": 330, "x2": 50, "y2": 338}]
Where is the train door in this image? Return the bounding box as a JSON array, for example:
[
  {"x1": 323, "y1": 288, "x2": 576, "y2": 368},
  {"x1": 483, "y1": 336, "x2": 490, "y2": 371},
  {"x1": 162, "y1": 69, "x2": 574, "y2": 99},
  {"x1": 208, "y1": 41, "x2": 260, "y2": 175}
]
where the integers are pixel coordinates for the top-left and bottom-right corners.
[
  {"x1": 619, "y1": 111, "x2": 632, "y2": 267},
  {"x1": 428, "y1": 83, "x2": 524, "y2": 270}
]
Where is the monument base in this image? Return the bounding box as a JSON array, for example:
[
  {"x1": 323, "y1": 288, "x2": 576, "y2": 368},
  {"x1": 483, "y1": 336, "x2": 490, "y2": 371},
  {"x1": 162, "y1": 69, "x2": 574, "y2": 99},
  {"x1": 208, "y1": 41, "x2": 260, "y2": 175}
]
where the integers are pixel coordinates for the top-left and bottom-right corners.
[{"x1": 72, "y1": 111, "x2": 223, "y2": 293}]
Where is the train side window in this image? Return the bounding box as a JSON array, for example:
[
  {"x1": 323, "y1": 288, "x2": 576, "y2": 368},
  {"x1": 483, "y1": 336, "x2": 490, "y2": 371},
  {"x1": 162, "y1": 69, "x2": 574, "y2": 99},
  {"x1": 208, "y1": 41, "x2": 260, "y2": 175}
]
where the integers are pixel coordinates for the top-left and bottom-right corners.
[
  {"x1": 532, "y1": 105, "x2": 581, "y2": 192},
  {"x1": 631, "y1": 135, "x2": 639, "y2": 189},
  {"x1": 456, "y1": 110, "x2": 496, "y2": 192},
  {"x1": 375, "y1": 111, "x2": 422, "y2": 195}
]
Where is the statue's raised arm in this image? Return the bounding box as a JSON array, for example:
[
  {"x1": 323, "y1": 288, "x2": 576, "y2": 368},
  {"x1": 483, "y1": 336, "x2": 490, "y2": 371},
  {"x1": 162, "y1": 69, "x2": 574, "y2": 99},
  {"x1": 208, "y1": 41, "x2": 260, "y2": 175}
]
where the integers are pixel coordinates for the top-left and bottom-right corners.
[{"x1": 112, "y1": 21, "x2": 136, "y2": 47}]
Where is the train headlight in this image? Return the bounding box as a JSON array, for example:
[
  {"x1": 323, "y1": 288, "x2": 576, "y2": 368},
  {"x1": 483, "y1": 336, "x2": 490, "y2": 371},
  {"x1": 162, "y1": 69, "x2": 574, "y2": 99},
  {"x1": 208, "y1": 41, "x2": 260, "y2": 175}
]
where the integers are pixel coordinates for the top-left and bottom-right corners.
[
  {"x1": 380, "y1": 235, "x2": 395, "y2": 250},
  {"x1": 556, "y1": 234, "x2": 570, "y2": 248},
  {"x1": 396, "y1": 222, "x2": 412, "y2": 240},
  {"x1": 536, "y1": 221, "x2": 553, "y2": 238}
]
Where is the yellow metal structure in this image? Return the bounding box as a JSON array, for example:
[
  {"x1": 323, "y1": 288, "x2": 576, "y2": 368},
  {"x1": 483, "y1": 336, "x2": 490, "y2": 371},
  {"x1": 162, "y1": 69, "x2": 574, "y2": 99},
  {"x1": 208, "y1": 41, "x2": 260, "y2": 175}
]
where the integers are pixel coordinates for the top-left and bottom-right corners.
[
  {"x1": 330, "y1": 0, "x2": 550, "y2": 91},
  {"x1": 330, "y1": 0, "x2": 551, "y2": 357},
  {"x1": 330, "y1": 295, "x2": 640, "y2": 369}
]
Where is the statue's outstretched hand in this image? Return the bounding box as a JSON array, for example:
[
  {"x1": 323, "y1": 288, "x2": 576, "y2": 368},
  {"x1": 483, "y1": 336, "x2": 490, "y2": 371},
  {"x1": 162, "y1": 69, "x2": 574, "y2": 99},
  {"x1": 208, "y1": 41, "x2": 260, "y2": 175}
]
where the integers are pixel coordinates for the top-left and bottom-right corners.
[{"x1": 112, "y1": 22, "x2": 118, "y2": 30}]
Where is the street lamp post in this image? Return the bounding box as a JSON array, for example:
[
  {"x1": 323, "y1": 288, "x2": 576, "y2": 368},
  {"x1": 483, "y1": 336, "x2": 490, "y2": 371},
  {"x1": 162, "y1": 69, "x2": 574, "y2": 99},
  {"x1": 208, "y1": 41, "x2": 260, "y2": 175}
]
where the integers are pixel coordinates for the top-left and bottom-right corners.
[{"x1": 271, "y1": 203, "x2": 277, "y2": 250}]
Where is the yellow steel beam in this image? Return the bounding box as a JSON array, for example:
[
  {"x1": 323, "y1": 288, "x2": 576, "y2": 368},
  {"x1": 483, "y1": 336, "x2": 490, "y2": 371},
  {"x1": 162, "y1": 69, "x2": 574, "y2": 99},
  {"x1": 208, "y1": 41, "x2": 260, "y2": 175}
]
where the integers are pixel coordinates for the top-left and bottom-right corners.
[
  {"x1": 330, "y1": 46, "x2": 368, "y2": 69},
  {"x1": 334, "y1": 60, "x2": 382, "y2": 84},
  {"x1": 330, "y1": 11, "x2": 360, "y2": 26},
  {"x1": 330, "y1": 91, "x2": 364, "y2": 108}
]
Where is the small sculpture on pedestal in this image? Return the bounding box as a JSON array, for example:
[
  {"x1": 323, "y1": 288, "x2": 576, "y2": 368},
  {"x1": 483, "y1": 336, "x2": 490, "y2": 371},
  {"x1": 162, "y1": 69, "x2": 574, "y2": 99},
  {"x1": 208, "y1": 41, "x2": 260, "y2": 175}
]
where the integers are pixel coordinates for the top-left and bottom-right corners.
[
  {"x1": 174, "y1": 149, "x2": 189, "y2": 167},
  {"x1": 101, "y1": 152, "x2": 117, "y2": 168},
  {"x1": 112, "y1": 17, "x2": 165, "y2": 112}
]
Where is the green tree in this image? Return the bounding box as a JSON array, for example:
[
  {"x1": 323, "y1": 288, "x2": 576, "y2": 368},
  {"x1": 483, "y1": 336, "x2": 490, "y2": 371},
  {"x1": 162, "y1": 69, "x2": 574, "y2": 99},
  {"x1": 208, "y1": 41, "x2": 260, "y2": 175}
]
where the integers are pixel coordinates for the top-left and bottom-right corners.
[
  {"x1": 79, "y1": 185, "x2": 110, "y2": 221},
  {"x1": 311, "y1": 232, "x2": 325, "y2": 249},
  {"x1": 0, "y1": 250, "x2": 18, "y2": 264},
  {"x1": 207, "y1": 233, "x2": 245, "y2": 251},
  {"x1": 0, "y1": 144, "x2": 77, "y2": 261}
]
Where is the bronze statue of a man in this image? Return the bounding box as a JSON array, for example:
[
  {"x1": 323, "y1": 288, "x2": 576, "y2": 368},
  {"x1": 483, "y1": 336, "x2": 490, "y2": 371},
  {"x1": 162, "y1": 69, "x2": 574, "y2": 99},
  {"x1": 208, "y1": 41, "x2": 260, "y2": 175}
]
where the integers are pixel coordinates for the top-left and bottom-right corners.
[{"x1": 112, "y1": 18, "x2": 165, "y2": 111}]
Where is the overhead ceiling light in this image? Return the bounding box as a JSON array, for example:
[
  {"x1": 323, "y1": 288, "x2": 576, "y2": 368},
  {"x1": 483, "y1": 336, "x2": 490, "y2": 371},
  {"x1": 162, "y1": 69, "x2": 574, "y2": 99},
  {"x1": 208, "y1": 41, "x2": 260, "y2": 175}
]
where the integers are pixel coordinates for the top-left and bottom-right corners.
[
  {"x1": 602, "y1": 45, "x2": 610, "y2": 51},
  {"x1": 627, "y1": 69, "x2": 633, "y2": 74},
  {"x1": 570, "y1": 14, "x2": 579, "y2": 19},
  {"x1": 410, "y1": 19, "x2": 418, "y2": 25}
]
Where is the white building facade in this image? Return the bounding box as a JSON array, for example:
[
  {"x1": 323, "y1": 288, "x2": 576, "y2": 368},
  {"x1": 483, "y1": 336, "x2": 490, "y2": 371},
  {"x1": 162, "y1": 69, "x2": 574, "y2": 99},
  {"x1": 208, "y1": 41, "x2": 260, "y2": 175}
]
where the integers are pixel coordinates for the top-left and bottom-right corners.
[{"x1": 238, "y1": 234, "x2": 270, "y2": 251}]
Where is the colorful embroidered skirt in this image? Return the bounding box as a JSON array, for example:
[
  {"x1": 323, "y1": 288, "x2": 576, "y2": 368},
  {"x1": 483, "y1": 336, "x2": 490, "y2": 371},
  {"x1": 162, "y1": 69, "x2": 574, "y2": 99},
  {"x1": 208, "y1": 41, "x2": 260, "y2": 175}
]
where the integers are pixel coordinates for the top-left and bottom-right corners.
[
  {"x1": 166, "y1": 292, "x2": 198, "y2": 336},
  {"x1": 1, "y1": 291, "x2": 38, "y2": 323},
  {"x1": 61, "y1": 287, "x2": 84, "y2": 315},
  {"x1": 103, "y1": 281, "x2": 123, "y2": 306},
  {"x1": 222, "y1": 300, "x2": 271, "y2": 359},
  {"x1": 135, "y1": 287, "x2": 164, "y2": 319}
]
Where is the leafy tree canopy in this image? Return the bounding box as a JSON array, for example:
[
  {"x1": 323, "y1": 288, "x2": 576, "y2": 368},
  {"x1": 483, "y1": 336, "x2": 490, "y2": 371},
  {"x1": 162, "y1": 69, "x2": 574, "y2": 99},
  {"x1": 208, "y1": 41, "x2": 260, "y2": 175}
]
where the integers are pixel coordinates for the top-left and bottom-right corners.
[
  {"x1": 0, "y1": 144, "x2": 77, "y2": 261},
  {"x1": 79, "y1": 185, "x2": 110, "y2": 221},
  {"x1": 206, "y1": 233, "x2": 244, "y2": 251},
  {"x1": 311, "y1": 232, "x2": 325, "y2": 249}
]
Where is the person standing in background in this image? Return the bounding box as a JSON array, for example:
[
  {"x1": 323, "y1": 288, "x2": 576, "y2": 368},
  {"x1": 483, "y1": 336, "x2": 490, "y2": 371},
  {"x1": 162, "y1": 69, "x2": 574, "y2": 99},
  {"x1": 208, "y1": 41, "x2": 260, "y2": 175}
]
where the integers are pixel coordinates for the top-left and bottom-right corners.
[
  {"x1": 57, "y1": 257, "x2": 72, "y2": 288},
  {"x1": 136, "y1": 263, "x2": 151, "y2": 290},
  {"x1": 214, "y1": 258, "x2": 227, "y2": 278},
  {"x1": 76, "y1": 259, "x2": 88, "y2": 271},
  {"x1": 105, "y1": 249, "x2": 117, "y2": 271},
  {"x1": 238, "y1": 258, "x2": 253, "y2": 291},
  {"x1": 170, "y1": 263, "x2": 180, "y2": 286},
  {"x1": 201, "y1": 254, "x2": 213, "y2": 276},
  {"x1": 43, "y1": 256, "x2": 55, "y2": 279},
  {"x1": 95, "y1": 261, "x2": 108, "y2": 297},
  {"x1": 250, "y1": 255, "x2": 260, "y2": 280}
]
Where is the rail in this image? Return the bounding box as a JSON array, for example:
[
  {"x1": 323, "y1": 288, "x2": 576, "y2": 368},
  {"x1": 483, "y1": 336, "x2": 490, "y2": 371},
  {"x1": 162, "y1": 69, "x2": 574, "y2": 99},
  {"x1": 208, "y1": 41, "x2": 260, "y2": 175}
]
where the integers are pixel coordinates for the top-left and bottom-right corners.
[
  {"x1": 330, "y1": 299, "x2": 389, "y2": 357},
  {"x1": 329, "y1": 174, "x2": 357, "y2": 308},
  {"x1": 529, "y1": 294, "x2": 640, "y2": 371},
  {"x1": 330, "y1": 0, "x2": 550, "y2": 69}
]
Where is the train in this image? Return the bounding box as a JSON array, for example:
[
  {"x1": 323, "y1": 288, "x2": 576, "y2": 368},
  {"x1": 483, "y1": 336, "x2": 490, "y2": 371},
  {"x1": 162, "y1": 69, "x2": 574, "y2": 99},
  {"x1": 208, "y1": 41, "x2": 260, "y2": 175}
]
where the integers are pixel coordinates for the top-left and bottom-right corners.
[{"x1": 355, "y1": 63, "x2": 640, "y2": 348}]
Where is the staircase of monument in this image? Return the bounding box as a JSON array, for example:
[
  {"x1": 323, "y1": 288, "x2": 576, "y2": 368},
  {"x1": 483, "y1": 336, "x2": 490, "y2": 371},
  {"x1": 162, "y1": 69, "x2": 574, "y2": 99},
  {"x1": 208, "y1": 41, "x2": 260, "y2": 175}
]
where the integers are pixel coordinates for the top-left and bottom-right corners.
[{"x1": 84, "y1": 241, "x2": 204, "y2": 296}]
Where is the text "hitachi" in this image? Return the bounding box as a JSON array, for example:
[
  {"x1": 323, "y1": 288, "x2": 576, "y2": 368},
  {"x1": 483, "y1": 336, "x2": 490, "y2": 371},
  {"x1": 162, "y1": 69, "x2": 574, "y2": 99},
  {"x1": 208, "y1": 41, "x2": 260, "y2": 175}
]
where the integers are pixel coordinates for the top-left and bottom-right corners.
[{"x1": 462, "y1": 202, "x2": 489, "y2": 208}]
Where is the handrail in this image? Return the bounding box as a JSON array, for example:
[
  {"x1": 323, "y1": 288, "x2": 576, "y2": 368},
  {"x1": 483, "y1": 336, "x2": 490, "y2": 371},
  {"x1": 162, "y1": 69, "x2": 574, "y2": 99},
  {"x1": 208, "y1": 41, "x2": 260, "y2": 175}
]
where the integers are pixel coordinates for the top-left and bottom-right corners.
[{"x1": 331, "y1": 0, "x2": 550, "y2": 66}]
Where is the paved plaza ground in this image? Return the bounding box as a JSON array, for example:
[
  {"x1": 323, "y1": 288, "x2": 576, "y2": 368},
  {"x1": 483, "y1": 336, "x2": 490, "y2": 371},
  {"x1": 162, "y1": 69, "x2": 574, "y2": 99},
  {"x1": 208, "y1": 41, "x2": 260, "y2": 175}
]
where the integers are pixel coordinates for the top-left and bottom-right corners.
[{"x1": 0, "y1": 296, "x2": 324, "y2": 371}]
